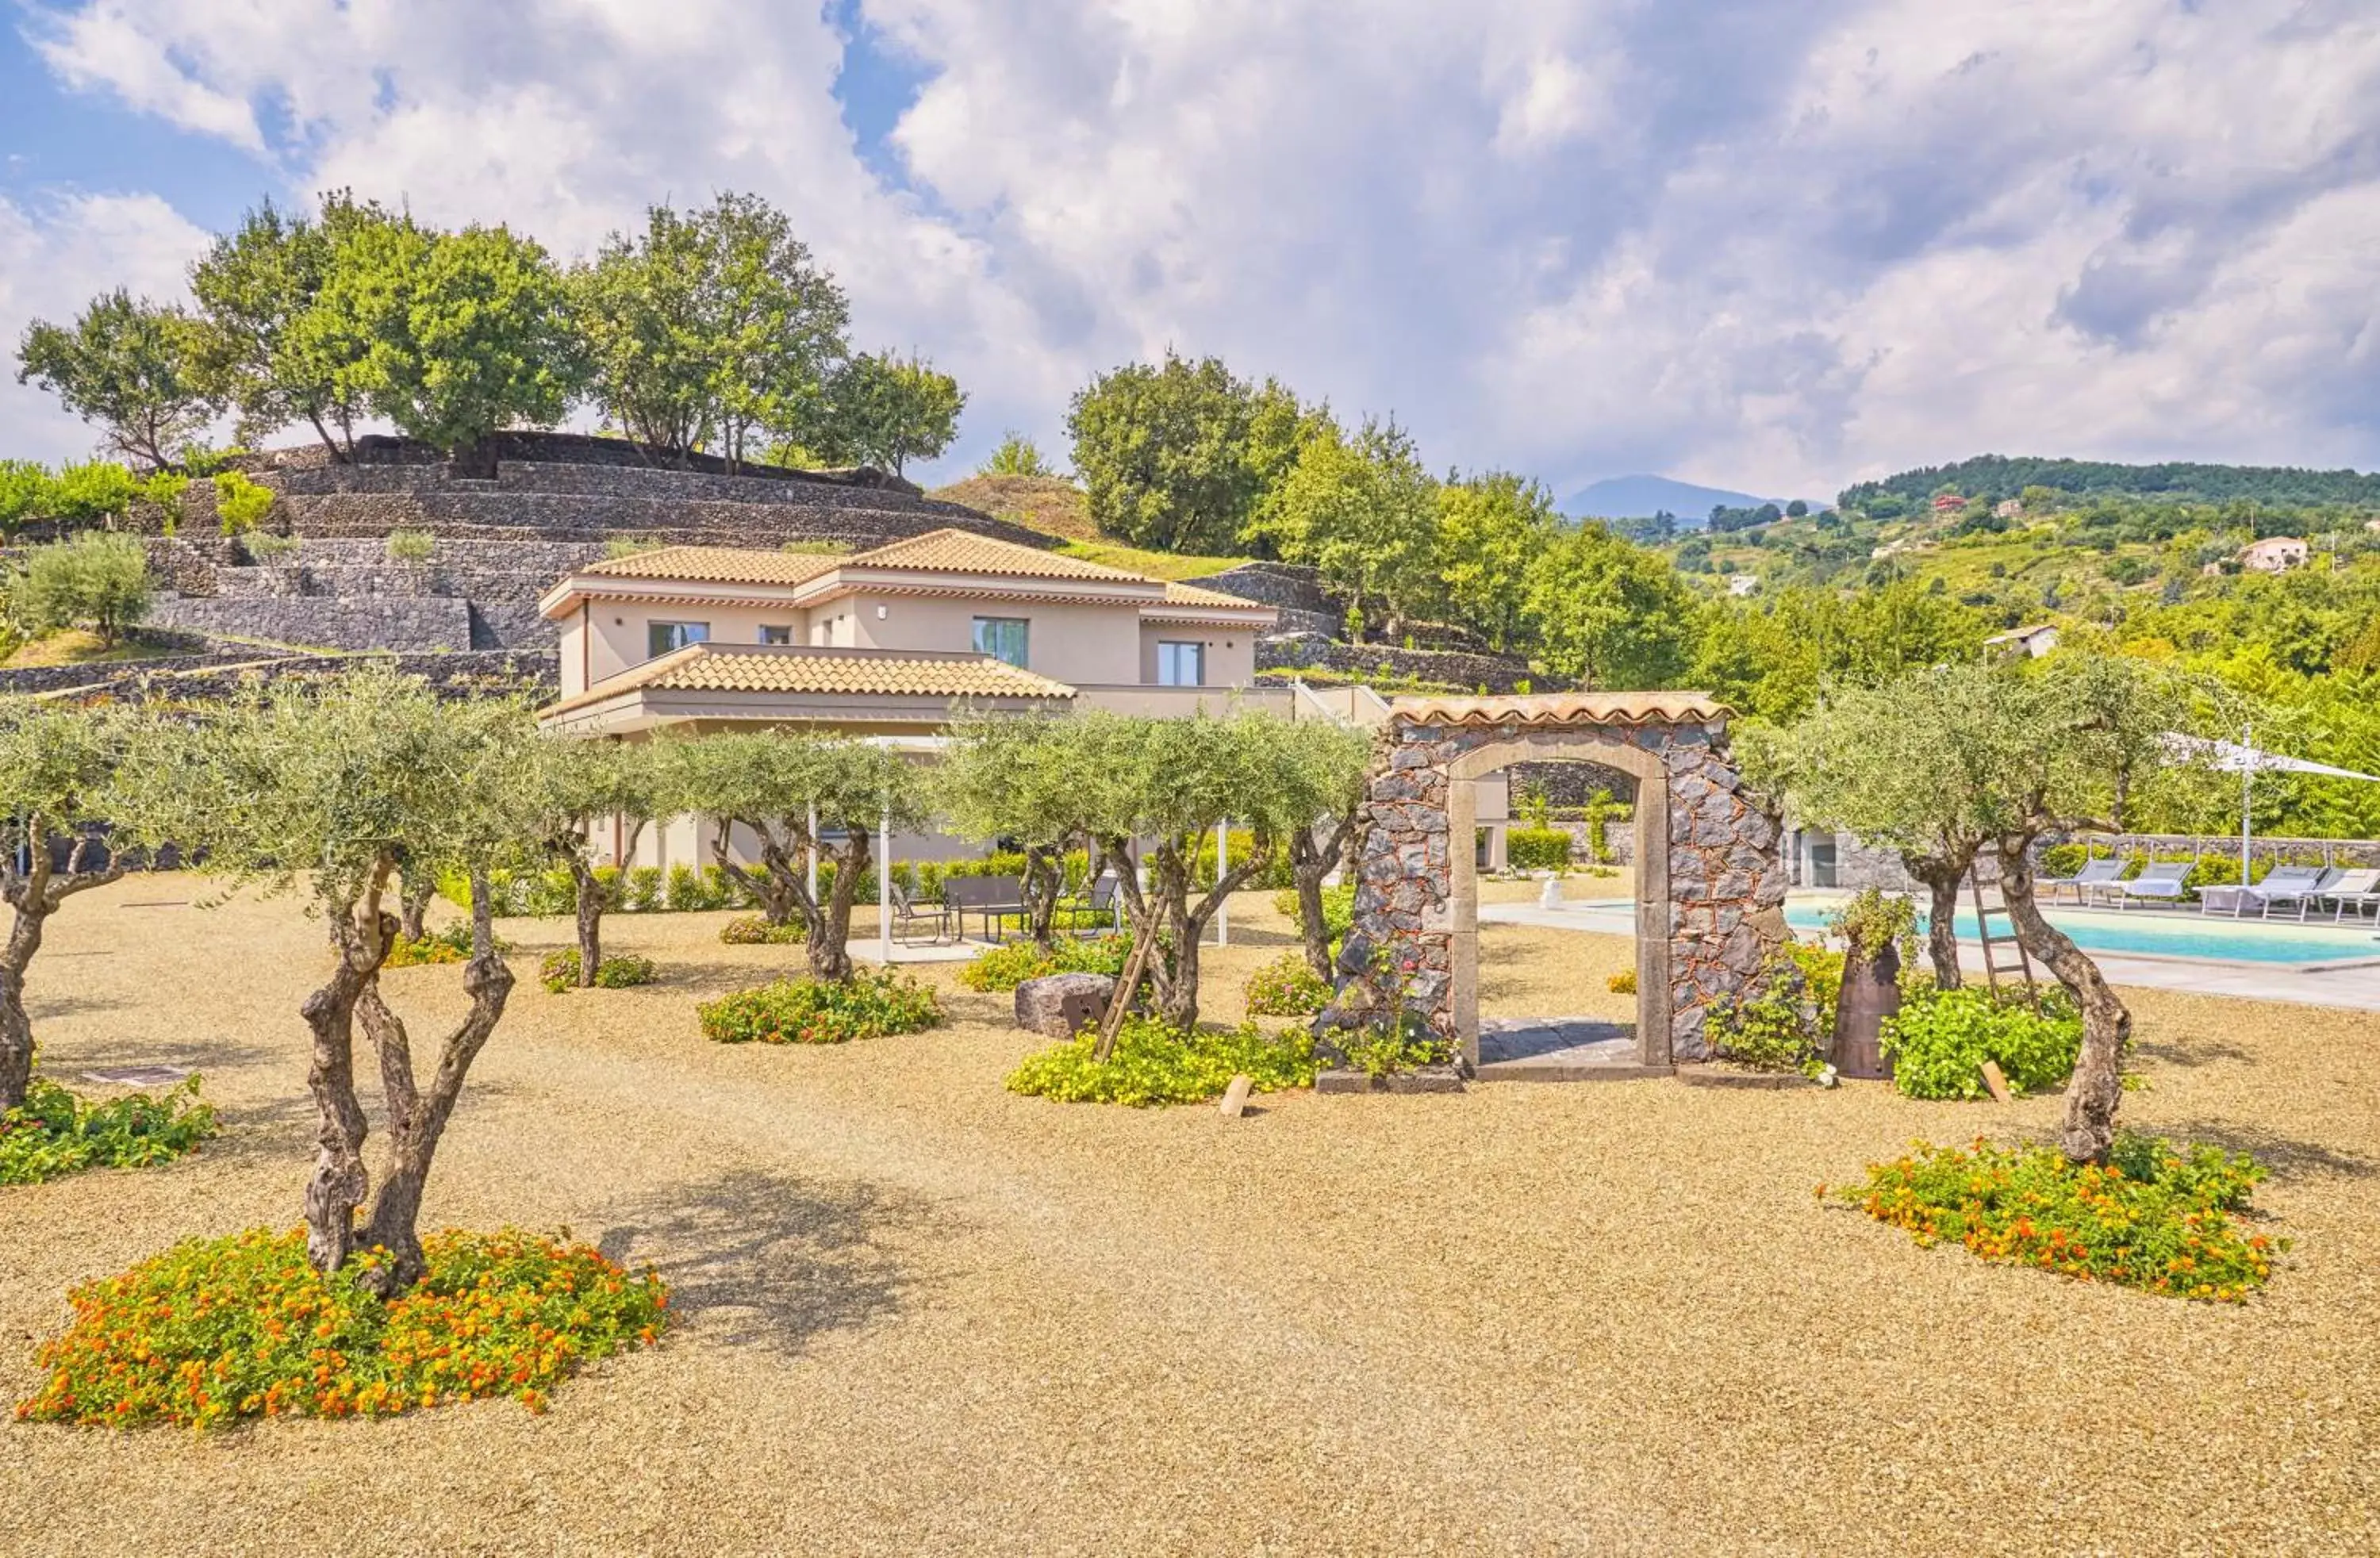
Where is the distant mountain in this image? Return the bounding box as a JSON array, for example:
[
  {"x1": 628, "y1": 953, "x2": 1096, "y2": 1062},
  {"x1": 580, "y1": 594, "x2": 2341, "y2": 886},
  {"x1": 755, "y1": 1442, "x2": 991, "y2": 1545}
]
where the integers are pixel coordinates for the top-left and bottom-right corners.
[{"x1": 1563, "y1": 474, "x2": 1793, "y2": 525}]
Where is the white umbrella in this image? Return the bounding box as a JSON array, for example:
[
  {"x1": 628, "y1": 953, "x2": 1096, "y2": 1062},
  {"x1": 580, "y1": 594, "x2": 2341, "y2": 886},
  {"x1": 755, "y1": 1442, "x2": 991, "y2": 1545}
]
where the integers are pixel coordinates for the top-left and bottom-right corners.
[{"x1": 2159, "y1": 729, "x2": 2380, "y2": 879}]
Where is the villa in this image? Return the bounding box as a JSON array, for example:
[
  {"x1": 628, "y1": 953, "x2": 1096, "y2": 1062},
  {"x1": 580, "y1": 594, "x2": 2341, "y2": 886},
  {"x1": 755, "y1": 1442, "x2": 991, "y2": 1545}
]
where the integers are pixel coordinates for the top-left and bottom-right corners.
[{"x1": 532, "y1": 531, "x2": 1523, "y2": 870}]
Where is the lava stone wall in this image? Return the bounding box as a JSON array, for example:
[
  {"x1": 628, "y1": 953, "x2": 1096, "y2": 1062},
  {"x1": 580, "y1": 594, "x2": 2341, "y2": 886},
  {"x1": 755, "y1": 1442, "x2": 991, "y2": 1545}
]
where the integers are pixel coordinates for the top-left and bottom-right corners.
[{"x1": 1343, "y1": 714, "x2": 1787, "y2": 1065}]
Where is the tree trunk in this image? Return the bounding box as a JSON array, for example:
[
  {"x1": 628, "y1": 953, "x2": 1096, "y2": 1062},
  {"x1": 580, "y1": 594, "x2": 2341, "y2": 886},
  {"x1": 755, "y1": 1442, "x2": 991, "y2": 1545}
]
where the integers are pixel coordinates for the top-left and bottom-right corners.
[
  {"x1": 1288, "y1": 817, "x2": 1355, "y2": 982},
  {"x1": 0, "y1": 902, "x2": 48, "y2": 1114},
  {"x1": 1997, "y1": 838, "x2": 2132, "y2": 1163},
  {"x1": 711, "y1": 821, "x2": 802, "y2": 925},
  {"x1": 298, "y1": 878, "x2": 397, "y2": 1277},
  {"x1": 1137, "y1": 846, "x2": 1199, "y2": 1029},
  {"x1": 354, "y1": 869, "x2": 516, "y2": 1295},
  {"x1": 399, "y1": 877, "x2": 434, "y2": 943},
  {"x1": 570, "y1": 858, "x2": 603, "y2": 987},
  {"x1": 808, "y1": 832, "x2": 867, "y2": 982},
  {"x1": 1900, "y1": 857, "x2": 1966, "y2": 990},
  {"x1": 1023, "y1": 845, "x2": 1064, "y2": 946}
]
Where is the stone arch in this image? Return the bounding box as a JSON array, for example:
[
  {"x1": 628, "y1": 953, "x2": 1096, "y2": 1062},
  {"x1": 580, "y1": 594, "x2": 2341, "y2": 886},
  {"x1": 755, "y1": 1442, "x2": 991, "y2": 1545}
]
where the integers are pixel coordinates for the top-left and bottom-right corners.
[{"x1": 1341, "y1": 693, "x2": 1788, "y2": 1076}]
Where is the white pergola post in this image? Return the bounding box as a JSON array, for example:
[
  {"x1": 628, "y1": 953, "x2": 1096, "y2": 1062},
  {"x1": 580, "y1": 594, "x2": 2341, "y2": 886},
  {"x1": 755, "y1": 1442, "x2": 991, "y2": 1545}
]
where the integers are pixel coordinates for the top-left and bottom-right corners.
[
  {"x1": 879, "y1": 804, "x2": 892, "y2": 965},
  {"x1": 1215, "y1": 818, "x2": 1230, "y2": 947},
  {"x1": 808, "y1": 801, "x2": 820, "y2": 902}
]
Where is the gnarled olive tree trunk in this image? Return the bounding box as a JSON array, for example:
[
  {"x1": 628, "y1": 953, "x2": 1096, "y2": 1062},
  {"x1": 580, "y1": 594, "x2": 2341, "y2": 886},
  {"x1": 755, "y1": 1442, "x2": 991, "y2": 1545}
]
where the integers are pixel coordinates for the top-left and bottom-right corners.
[
  {"x1": 1100, "y1": 831, "x2": 1274, "y2": 1030},
  {"x1": 1023, "y1": 844, "x2": 1066, "y2": 946},
  {"x1": 804, "y1": 830, "x2": 869, "y2": 982},
  {"x1": 1902, "y1": 852, "x2": 1970, "y2": 990},
  {"x1": 352, "y1": 869, "x2": 516, "y2": 1294},
  {"x1": 1996, "y1": 838, "x2": 2132, "y2": 1163},
  {"x1": 298, "y1": 858, "x2": 400, "y2": 1277},
  {"x1": 1288, "y1": 816, "x2": 1356, "y2": 983},
  {"x1": 0, "y1": 827, "x2": 130, "y2": 1113},
  {"x1": 398, "y1": 876, "x2": 435, "y2": 943},
  {"x1": 710, "y1": 821, "x2": 804, "y2": 926},
  {"x1": 567, "y1": 857, "x2": 605, "y2": 988}
]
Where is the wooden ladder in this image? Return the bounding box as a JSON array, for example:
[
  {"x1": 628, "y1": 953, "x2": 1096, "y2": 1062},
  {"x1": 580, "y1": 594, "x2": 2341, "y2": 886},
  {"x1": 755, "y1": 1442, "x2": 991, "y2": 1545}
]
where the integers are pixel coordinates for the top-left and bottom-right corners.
[{"x1": 1969, "y1": 873, "x2": 2041, "y2": 1009}]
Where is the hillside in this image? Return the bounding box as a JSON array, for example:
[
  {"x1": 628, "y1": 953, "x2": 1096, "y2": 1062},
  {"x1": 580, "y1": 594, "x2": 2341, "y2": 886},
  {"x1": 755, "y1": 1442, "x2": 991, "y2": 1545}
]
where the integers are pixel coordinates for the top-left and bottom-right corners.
[
  {"x1": 1841, "y1": 455, "x2": 2380, "y2": 514},
  {"x1": 928, "y1": 474, "x2": 1096, "y2": 540}
]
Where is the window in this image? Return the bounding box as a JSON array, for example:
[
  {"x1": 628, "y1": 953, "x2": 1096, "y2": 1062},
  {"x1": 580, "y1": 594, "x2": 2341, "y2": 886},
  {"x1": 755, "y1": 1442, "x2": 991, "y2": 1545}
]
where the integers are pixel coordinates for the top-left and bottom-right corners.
[
  {"x1": 972, "y1": 616, "x2": 1029, "y2": 668},
  {"x1": 758, "y1": 625, "x2": 793, "y2": 646},
  {"x1": 1156, "y1": 640, "x2": 1206, "y2": 687},
  {"x1": 647, "y1": 620, "x2": 709, "y2": 658}
]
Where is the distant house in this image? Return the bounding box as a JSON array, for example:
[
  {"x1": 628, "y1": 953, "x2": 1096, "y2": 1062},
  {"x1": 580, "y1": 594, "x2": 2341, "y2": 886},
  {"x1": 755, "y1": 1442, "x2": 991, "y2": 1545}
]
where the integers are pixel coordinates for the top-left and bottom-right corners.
[
  {"x1": 1726, "y1": 574, "x2": 1760, "y2": 598},
  {"x1": 2238, "y1": 536, "x2": 2309, "y2": 574},
  {"x1": 1992, "y1": 498, "x2": 2024, "y2": 520},
  {"x1": 1931, "y1": 494, "x2": 1967, "y2": 512},
  {"x1": 1984, "y1": 624, "x2": 2061, "y2": 658}
]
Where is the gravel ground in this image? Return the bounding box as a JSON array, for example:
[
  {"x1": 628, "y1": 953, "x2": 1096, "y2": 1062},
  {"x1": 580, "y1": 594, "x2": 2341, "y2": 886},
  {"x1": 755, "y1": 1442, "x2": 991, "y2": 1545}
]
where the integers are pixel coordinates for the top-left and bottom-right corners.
[{"x1": 2, "y1": 881, "x2": 2376, "y2": 1556}]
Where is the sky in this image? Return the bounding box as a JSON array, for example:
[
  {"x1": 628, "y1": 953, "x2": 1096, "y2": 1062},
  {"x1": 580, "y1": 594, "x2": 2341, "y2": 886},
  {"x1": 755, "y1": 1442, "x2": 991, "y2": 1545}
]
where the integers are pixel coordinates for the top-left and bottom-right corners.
[{"x1": 3, "y1": 0, "x2": 2379, "y2": 502}]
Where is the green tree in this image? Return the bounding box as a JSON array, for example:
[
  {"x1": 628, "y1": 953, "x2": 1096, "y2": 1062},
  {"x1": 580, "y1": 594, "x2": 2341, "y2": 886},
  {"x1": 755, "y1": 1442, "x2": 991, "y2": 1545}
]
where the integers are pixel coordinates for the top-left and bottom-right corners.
[
  {"x1": 0, "y1": 704, "x2": 155, "y2": 1111},
  {"x1": 661, "y1": 731, "x2": 925, "y2": 979},
  {"x1": 45, "y1": 462, "x2": 140, "y2": 528},
  {"x1": 303, "y1": 213, "x2": 582, "y2": 465},
  {"x1": 1255, "y1": 416, "x2": 1441, "y2": 639},
  {"x1": 819, "y1": 351, "x2": 965, "y2": 475},
  {"x1": 1438, "y1": 471, "x2": 1560, "y2": 651},
  {"x1": 16, "y1": 289, "x2": 222, "y2": 470},
  {"x1": 536, "y1": 740, "x2": 666, "y2": 986},
  {"x1": 574, "y1": 193, "x2": 851, "y2": 469},
  {"x1": 1065, "y1": 351, "x2": 1276, "y2": 553},
  {"x1": 979, "y1": 431, "x2": 1054, "y2": 478},
  {"x1": 1522, "y1": 524, "x2": 1699, "y2": 688},
  {"x1": 125, "y1": 668, "x2": 547, "y2": 1287},
  {"x1": 1276, "y1": 720, "x2": 1373, "y2": 981},
  {"x1": 938, "y1": 713, "x2": 1094, "y2": 946},
  {"x1": 188, "y1": 196, "x2": 363, "y2": 459},
  {"x1": 9, "y1": 531, "x2": 152, "y2": 647},
  {"x1": 0, "y1": 462, "x2": 48, "y2": 531}
]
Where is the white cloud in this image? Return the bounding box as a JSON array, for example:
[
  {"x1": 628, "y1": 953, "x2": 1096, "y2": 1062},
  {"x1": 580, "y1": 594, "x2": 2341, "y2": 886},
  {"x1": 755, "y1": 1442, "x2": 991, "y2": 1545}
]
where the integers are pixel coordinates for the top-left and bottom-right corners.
[
  {"x1": 9, "y1": 0, "x2": 2380, "y2": 497},
  {"x1": 0, "y1": 192, "x2": 213, "y2": 462}
]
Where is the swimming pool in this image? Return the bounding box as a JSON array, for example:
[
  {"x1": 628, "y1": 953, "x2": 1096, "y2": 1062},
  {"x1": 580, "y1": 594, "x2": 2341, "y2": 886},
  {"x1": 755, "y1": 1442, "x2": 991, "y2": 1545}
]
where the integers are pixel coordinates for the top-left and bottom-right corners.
[
  {"x1": 1538, "y1": 896, "x2": 2380, "y2": 968},
  {"x1": 1781, "y1": 900, "x2": 2380, "y2": 969}
]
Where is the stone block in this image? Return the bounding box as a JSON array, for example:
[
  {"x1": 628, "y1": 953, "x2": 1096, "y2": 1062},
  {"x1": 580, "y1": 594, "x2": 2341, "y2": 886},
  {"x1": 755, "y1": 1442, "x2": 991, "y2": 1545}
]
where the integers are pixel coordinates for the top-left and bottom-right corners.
[
  {"x1": 1315, "y1": 1069, "x2": 1376, "y2": 1094},
  {"x1": 1013, "y1": 973, "x2": 1116, "y2": 1038},
  {"x1": 1384, "y1": 1066, "x2": 1464, "y2": 1094}
]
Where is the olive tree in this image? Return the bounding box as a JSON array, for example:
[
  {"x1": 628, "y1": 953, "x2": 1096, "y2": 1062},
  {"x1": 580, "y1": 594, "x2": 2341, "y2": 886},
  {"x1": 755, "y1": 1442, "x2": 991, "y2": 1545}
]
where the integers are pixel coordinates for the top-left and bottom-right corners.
[
  {"x1": 0, "y1": 704, "x2": 152, "y2": 1112},
  {"x1": 538, "y1": 739, "x2": 665, "y2": 986},
  {"x1": 1765, "y1": 654, "x2": 2239, "y2": 1161},
  {"x1": 129, "y1": 668, "x2": 546, "y2": 1289},
  {"x1": 662, "y1": 731, "x2": 925, "y2": 980},
  {"x1": 1277, "y1": 721, "x2": 1372, "y2": 981},
  {"x1": 938, "y1": 713, "x2": 1092, "y2": 946},
  {"x1": 9, "y1": 531, "x2": 153, "y2": 649}
]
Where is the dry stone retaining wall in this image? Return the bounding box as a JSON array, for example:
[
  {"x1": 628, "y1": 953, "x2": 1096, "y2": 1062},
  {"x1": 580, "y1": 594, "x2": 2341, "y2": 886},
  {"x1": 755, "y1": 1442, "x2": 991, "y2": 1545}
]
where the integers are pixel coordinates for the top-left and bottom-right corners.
[{"x1": 1257, "y1": 634, "x2": 1557, "y2": 696}]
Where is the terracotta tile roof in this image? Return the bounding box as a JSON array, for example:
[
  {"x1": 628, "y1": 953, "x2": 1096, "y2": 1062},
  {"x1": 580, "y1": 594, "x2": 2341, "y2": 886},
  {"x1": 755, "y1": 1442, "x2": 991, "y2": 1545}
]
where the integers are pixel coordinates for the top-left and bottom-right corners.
[
  {"x1": 581, "y1": 546, "x2": 848, "y2": 585},
  {"x1": 542, "y1": 643, "x2": 1077, "y2": 718},
  {"x1": 1391, "y1": 691, "x2": 1730, "y2": 727},
  {"x1": 1156, "y1": 580, "x2": 1268, "y2": 609},
  {"x1": 846, "y1": 529, "x2": 1148, "y2": 582}
]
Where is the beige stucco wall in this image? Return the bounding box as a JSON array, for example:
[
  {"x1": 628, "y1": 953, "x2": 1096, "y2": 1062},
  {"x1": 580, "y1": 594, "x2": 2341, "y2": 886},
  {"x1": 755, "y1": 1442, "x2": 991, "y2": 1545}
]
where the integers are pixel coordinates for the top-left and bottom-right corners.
[
  {"x1": 562, "y1": 601, "x2": 815, "y2": 696},
  {"x1": 844, "y1": 592, "x2": 1146, "y2": 685},
  {"x1": 1135, "y1": 621, "x2": 1258, "y2": 685}
]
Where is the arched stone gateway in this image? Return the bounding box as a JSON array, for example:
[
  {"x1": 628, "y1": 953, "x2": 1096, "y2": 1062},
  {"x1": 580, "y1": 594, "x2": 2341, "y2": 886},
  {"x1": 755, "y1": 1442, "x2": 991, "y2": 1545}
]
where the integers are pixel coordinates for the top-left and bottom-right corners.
[{"x1": 1337, "y1": 693, "x2": 1789, "y2": 1071}]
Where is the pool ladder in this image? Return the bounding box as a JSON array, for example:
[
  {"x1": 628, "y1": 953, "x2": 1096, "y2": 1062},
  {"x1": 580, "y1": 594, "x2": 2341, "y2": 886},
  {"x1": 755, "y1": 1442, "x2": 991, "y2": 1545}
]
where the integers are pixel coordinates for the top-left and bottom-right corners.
[{"x1": 1970, "y1": 875, "x2": 2042, "y2": 1009}]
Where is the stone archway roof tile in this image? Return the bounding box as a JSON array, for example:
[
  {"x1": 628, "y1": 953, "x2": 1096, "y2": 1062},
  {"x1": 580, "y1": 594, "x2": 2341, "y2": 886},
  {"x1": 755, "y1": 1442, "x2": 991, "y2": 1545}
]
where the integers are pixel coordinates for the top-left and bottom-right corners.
[{"x1": 1390, "y1": 691, "x2": 1729, "y2": 727}]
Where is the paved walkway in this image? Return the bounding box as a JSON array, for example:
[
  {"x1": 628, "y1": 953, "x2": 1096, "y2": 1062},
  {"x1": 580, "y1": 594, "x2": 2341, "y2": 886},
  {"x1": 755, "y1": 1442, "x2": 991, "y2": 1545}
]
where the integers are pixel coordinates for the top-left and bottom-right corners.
[
  {"x1": 1475, "y1": 1015, "x2": 1667, "y2": 1081},
  {"x1": 1480, "y1": 900, "x2": 2380, "y2": 1012}
]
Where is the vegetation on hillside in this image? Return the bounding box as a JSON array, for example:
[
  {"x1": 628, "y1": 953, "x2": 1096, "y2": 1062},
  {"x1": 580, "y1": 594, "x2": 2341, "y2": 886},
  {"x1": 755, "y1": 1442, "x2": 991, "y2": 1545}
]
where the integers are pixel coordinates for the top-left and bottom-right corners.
[{"x1": 1841, "y1": 454, "x2": 2380, "y2": 514}]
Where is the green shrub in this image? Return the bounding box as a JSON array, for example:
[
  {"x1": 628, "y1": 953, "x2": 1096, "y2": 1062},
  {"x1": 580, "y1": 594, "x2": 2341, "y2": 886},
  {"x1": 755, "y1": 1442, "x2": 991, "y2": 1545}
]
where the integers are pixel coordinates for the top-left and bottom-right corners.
[
  {"x1": 697, "y1": 970, "x2": 942, "y2": 1044},
  {"x1": 1881, "y1": 986, "x2": 2082, "y2": 1100},
  {"x1": 1506, "y1": 827, "x2": 1574, "y2": 872},
  {"x1": 49, "y1": 461, "x2": 137, "y2": 524},
  {"x1": 666, "y1": 863, "x2": 723, "y2": 912},
  {"x1": 1192, "y1": 827, "x2": 1295, "y2": 891},
  {"x1": 0, "y1": 459, "x2": 50, "y2": 531},
  {"x1": 1006, "y1": 1016, "x2": 1317, "y2": 1106},
  {"x1": 139, "y1": 470, "x2": 190, "y2": 532},
  {"x1": 386, "y1": 528, "x2": 436, "y2": 563},
  {"x1": 538, "y1": 949, "x2": 658, "y2": 994},
  {"x1": 383, "y1": 923, "x2": 516, "y2": 967},
  {"x1": 624, "y1": 865, "x2": 666, "y2": 912},
  {"x1": 1244, "y1": 953, "x2": 1330, "y2": 1015},
  {"x1": 1, "y1": 1076, "x2": 217, "y2": 1186},
  {"x1": 1709, "y1": 942, "x2": 1843, "y2": 1072},
  {"x1": 720, "y1": 914, "x2": 807, "y2": 945},
  {"x1": 8, "y1": 530, "x2": 152, "y2": 646},
  {"x1": 958, "y1": 934, "x2": 1132, "y2": 992},
  {"x1": 1828, "y1": 1132, "x2": 2279, "y2": 1302},
  {"x1": 16, "y1": 1226, "x2": 668, "y2": 1426},
  {"x1": 1607, "y1": 969, "x2": 1637, "y2": 994},
  {"x1": 211, "y1": 470, "x2": 274, "y2": 534},
  {"x1": 1270, "y1": 881, "x2": 1355, "y2": 947}
]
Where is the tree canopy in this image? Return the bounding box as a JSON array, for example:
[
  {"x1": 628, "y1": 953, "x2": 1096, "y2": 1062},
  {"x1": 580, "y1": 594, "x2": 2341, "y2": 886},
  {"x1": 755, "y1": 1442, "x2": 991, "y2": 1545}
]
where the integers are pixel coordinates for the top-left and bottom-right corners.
[{"x1": 15, "y1": 289, "x2": 222, "y2": 471}]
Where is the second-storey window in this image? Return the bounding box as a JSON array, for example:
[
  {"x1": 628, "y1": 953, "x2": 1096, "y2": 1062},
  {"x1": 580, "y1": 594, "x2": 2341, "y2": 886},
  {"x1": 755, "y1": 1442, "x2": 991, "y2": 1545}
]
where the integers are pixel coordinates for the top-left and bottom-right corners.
[
  {"x1": 1157, "y1": 640, "x2": 1206, "y2": 686},
  {"x1": 758, "y1": 625, "x2": 793, "y2": 645},
  {"x1": 972, "y1": 616, "x2": 1029, "y2": 668},
  {"x1": 647, "y1": 620, "x2": 709, "y2": 658}
]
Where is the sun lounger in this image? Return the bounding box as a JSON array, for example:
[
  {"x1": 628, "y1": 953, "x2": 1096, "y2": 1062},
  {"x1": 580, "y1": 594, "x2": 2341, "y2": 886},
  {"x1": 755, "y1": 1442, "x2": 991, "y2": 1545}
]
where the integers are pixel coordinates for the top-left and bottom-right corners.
[
  {"x1": 2242, "y1": 865, "x2": 2344, "y2": 923},
  {"x1": 2092, "y1": 863, "x2": 2191, "y2": 910},
  {"x1": 2041, "y1": 857, "x2": 2126, "y2": 904},
  {"x1": 2317, "y1": 868, "x2": 2380, "y2": 923}
]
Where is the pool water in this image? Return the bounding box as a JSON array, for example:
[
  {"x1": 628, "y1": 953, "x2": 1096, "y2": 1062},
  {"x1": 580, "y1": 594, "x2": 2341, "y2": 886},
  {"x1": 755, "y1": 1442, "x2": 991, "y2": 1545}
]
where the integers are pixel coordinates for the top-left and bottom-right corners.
[{"x1": 1781, "y1": 902, "x2": 2378, "y2": 969}]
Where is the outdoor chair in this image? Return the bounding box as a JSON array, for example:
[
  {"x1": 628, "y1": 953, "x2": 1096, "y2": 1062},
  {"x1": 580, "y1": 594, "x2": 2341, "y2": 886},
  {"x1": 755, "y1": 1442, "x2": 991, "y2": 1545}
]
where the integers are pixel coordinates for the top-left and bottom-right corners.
[
  {"x1": 2241, "y1": 865, "x2": 2344, "y2": 923},
  {"x1": 945, "y1": 874, "x2": 1029, "y2": 941},
  {"x1": 2317, "y1": 868, "x2": 2380, "y2": 923},
  {"x1": 2041, "y1": 857, "x2": 2127, "y2": 904},
  {"x1": 890, "y1": 882, "x2": 954, "y2": 946},
  {"x1": 1065, "y1": 873, "x2": 1126, "y2": 934},
  {"x1": 2092, "y1": 862, "x2": 2192, "y2": 911}
]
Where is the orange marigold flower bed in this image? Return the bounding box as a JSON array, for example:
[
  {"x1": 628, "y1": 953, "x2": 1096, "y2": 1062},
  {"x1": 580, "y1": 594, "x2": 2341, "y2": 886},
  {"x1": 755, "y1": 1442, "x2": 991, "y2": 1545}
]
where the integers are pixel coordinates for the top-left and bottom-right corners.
[
  {"x1": 1829, "y1": 1131, "x2": 2283, "y2": 1303},
  {"x1": 17, "y1": 1226, "x2": 669, "y2": 1429}
]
